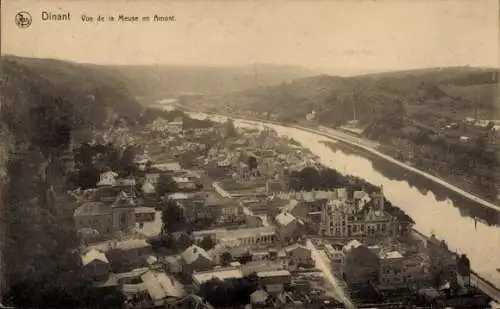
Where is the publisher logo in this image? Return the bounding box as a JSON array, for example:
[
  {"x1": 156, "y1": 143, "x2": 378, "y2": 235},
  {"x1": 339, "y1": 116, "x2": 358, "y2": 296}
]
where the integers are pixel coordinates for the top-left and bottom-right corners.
[{"x1": 15, "y1": 11, "x2": 32, "y2": 28}]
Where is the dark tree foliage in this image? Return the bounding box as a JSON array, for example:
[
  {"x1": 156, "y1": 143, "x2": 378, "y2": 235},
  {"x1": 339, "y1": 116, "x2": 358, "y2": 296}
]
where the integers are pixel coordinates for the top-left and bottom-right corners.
[
  {"x1": 3, "y1": 152, "x2": 89, "y2": 308},
  {"x1": 247, "y1": 156, "x2": 258, "y2": 170},
  {"x1": 88, "y1": 287, "x2": 126, "y2": 309},
  {"x1": 138, "y1": 108, "x2": 185, "y2": 125},
  {"x1": 161, "y1": 199, "x2": 185, "y2": 233},
  {"x1": 199, "y1": 235, "x2": 216, "y2": 251},
  {"x1": 71, "y1": 143, "x2": 139, "y2": 189},
  {"x1": 69, "y1": 165, "x2": 101, "y2": 189},
  {"x1": 152, "y1": 232, "x2": 194, "y2": 252},
  {"x1": 178, "y1": 151, "x2": 199, "y2": 169},
  {"x1": 224, "y1": 119, "x2": 238, "y2": 138},
  {"x1": 457, "y1": 254, "x2": 471, "y2": 277},
  {"x1": 156, "y1": 173, "x2": 179, "y2": 197},
  {"x1": 29, "y1": 95, "x2": 74, "y2": 155},
  {"x1": 198, "y1": 277, "x2": 258, "y2": 308},
  {"x1": 384, "y1": 201, "x2": 415, "y2": 224},
  {"x1": 183, "y1": 116, "x2": 214, "y2": 129},
  {"x1": 1, "y1": 58, "x2": 142, "y2": 308},
  {"x1": 289, "y1": 167, "x2": 350, "y2": 191},
  {"x1": 139, "y1": 107, "x2": 213, "y2": 130},
  {"x1": 236, "y1": 251, "x2": 253, "y2": 265},
  {"x1": 220, "y1": 251, "x2": 233, "y2": 266},
  {"x1": 114, "y1": 146, "x2": 137, "y2": 176},
  {"x1": 6, "y1": 277, "x2": 93, "y2": 308}
]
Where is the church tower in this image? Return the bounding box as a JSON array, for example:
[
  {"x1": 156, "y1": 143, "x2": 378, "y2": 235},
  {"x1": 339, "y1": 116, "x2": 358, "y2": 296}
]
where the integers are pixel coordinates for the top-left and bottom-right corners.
[{"x1": 371, "y1": 185, "x2": 385, "y2": 211}]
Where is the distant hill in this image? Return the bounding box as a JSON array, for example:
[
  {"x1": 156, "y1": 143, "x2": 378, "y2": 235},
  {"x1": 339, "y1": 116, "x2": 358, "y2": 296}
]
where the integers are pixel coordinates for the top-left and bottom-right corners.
[
  {"x1": 2, "y1": 56, "x2": 317, "y2": 108},
  {"x1": 184, "y1": 66, "x2": 500, "y2": 202},
  {"x1": 105, "y1": 63, "x2": 318, "y2": 98},
  {"x1": 198, "y1": 66, "x2": 500, "y2": 127},
  {"x1": 1, "y1": 55, "x2": 143, "y2": 148}
]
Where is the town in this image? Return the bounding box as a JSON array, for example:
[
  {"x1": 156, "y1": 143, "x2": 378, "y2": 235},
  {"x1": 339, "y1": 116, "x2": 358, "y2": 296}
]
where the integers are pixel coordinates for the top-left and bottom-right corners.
[{"x1": 65, "y1": 107, "x2": 494, "y2": 309}]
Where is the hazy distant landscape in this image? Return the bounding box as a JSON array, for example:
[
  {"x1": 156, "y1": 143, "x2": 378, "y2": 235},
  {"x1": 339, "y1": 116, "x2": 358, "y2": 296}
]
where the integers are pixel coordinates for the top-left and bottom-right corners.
[
  {"x1": 3, "y1": 57, "x2": 498, "y2": 204},
  {"x1": 179, "y1": 65, "x2": 500, "y2": 201},
  {"x1": 202, "y1": 66, "x2": 499, "y2": 125},
  {"x1": 1, "y1": 54, "x2": 499, "y2": 307},
  {"x1": 2, "y1": 55, "x2": 499, "y2": 203}
]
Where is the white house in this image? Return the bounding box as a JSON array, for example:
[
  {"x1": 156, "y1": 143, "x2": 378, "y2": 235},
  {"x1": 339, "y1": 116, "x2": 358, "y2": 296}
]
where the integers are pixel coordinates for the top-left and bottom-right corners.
[{"x1": 97, "y1": 171, "x2": 118, "y2": 187}]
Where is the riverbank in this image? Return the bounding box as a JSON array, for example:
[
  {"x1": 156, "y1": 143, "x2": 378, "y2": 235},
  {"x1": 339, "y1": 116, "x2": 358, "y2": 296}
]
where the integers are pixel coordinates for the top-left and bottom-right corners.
[
  {"x1": 411, "y1": 229, "x2": 500, "y2": 301},
  {"x1": 321, "y1": 140, "x2": 500, "y2": 226},
  {"x1": 199, "y1": 111, "x2": 500, "y2": 213},
  {"x1": 376, "y1": 142, "x2": 499, "y2": 206},
  {"x1": 183, "y1": 109, "x2": 500, "y2": 299}
]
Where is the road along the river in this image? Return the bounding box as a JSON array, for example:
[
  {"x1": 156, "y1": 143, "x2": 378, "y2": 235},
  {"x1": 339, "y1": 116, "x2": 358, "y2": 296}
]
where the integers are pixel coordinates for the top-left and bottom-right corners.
[{"x1": 186, "y1": 111, "x2": 500, "y2": 302}]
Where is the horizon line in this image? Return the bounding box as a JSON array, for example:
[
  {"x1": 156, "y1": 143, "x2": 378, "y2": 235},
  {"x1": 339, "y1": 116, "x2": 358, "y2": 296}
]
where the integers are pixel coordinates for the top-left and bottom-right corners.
[{"x1": 2, "y1": 53, "x2": 499, "y2": 78}]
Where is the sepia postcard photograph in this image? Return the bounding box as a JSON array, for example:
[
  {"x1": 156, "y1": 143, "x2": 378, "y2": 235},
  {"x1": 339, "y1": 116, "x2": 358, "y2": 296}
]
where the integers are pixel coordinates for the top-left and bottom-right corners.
[{"x1": 1, "y1": 0, "x2": 499, "y2": 308}]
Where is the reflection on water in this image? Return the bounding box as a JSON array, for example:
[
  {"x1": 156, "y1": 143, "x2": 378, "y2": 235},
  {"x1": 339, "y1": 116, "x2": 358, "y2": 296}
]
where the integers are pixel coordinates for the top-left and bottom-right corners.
[
  {"x1": 189, "y1": 112, "x2": 500, "y2": 286},
  {"x1": 326, "y1": 141, "x2": 500, "y2": 227}
]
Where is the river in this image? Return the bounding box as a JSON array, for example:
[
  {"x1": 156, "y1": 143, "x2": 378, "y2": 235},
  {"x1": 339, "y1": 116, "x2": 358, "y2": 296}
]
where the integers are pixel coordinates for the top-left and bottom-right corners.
[{"x1": 187, "y1": 112, "x2": 500, "y2": 291}]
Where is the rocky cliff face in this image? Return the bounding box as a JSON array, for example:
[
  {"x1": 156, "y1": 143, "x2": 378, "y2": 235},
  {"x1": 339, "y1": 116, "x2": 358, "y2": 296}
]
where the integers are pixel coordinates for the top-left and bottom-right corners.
[
  {"x1": 0, "y1": 56, "x2": 141, "y2": 306},
  {"x1": 0, "y1": 126, "x2": 13, "y2": 297}
]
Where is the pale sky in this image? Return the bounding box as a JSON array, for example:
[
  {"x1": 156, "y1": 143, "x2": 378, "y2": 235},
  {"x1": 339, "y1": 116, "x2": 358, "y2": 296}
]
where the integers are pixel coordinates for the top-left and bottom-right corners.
[{"x1": 1, "y1": 0, "x2": 499, "y2": 75}]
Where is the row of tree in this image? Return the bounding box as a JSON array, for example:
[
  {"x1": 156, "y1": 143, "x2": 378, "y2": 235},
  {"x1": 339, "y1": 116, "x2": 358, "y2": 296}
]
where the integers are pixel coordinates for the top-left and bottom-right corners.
[{"x1": 288, "y1": 166, "x2": 378, "y2": 192}]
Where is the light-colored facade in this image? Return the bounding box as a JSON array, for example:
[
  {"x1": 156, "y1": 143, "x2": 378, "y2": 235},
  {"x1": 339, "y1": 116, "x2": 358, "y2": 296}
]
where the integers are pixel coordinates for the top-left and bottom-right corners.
[
  {"x1": 219, "y1": 227, "x2": 277, "y2": 246},
  {"x1": 324, "y1": 244, "x2": 344, "y2": 275},
  {"x1": 202, "y1": 194, "x2": 245, "y2": 224},
  {"x1": 284, "y1": 244, "x2": 313, "y2": 266},
  {"x1": 275, "y1": 211, "x2": 304, "y2": 243},
  {"x1": 192, "y1": 267, "x2": 244, "y2": 288}
]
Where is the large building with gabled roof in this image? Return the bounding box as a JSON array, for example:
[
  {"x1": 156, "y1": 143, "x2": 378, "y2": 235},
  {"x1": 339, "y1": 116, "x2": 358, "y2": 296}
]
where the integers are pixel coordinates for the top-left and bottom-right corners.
[{"x1": 74, "y1": 192, "x2": 136, "y2": 239}]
